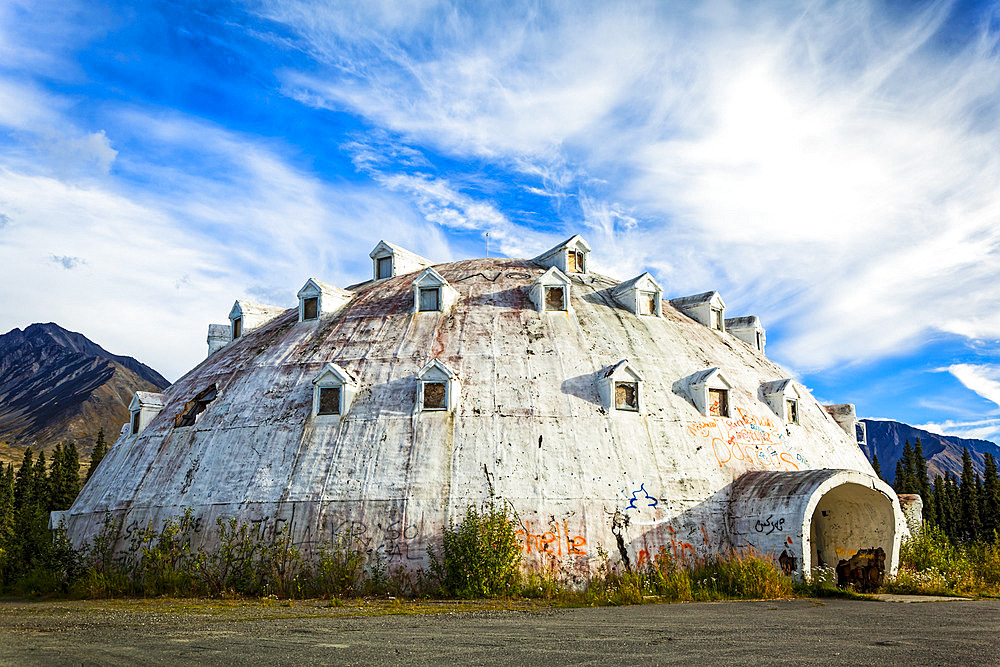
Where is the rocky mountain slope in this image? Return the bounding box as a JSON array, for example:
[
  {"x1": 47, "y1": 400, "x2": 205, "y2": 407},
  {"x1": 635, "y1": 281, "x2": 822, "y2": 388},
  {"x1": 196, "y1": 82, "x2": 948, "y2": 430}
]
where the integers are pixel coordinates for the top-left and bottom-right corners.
[
  {"x1": 0, "y1": 323, "x2": 169, "y2": 462},
  {"x1": 861, "y1": 419, "x2": 1000, "y2": 484}
]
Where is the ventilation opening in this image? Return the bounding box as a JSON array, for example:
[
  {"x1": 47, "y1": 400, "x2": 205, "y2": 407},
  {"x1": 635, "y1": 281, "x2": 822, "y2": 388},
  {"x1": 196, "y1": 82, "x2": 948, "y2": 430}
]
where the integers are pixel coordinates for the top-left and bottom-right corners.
[
  {"x1": 303, "y1": 297, "x2": 319, "y2": 320},
  {"x1": 174, "y1": 384, "x2": 218, "y2": 428},
  {"x1": 808, "y1": 483, "x2": 895, "y2": 588}
]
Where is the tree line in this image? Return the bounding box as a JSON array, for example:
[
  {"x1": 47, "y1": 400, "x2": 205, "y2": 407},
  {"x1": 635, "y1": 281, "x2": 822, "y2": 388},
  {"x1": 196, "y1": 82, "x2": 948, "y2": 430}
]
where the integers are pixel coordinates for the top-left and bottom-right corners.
[
  {"x1": 877, "y1": 438, "x2": 1000, "y2": 543},
  {"x1": 0, "y1": 429, "x2": 107, "y2": 586}
]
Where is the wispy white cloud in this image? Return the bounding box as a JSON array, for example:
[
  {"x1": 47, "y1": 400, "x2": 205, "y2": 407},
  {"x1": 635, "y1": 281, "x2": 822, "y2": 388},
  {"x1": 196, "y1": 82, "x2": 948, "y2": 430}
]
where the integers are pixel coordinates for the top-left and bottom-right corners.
[
  {"x1": 263, "y1": 0, "x2": 1000, "y2": 374},
  {"x1": 948, "y1": 363, "x2": 1000, "y2": 409}
]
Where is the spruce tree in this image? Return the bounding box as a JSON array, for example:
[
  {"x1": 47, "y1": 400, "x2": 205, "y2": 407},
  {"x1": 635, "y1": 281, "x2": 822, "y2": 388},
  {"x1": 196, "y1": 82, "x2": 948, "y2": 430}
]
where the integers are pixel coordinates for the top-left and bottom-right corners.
[
  {"x1": 960, "y1": 448, "x2": 981, "y2": 542},
  {"x1": 0, "y1": 463, "x2": 14, "y2": 546},
  {"x1": 872, "y1": 451, "x2": 883, "y2": 481},
  {"x1": 983, "y1": 452, "x2": 1000, "y2": 541},
  {"x1": 12, "y1": 449, "x2": 33, "y2": 512},
  {"x1": 87, "y1": 428, "x2": 107, "y2": 482},
  {"x1": 52, "y1": 441, "x2": 80, "y2": 510},
  {"x1": 913, "y1": 438, "x2": 931, "y2": 502}
]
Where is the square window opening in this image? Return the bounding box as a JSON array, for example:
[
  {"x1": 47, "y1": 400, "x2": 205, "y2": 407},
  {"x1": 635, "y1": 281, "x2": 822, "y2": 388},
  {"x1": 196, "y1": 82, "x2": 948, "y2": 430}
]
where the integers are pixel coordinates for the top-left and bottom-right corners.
[
  {"x1": 756, "y1": 331, "x2": 763, "y2": 350},
  {"x1": 710, "y1": 308, "x2": 724, "y2": 331},
  {"x1": 708, "y1": 388, "x2": 729, "y2": 417},
  {"x1": 131, "y1": 411, "x2": 140, "y2": 435},
  {"x1": 419, "y1": 287, "x2": 441, "y2": 312},
  {"x1": 423, "y1": 381, "x2": 447, "y2": 410},
  {"x1": 303, "y1": 297, "x2": 319, "y2": 320},
  {"x1": 615, "y1": 382, "x2": 639, "y2": 411},
  {"x1": 377, "y1": 257, "x2": 393, "y2": 279},
  {"x1": 232, "y1": 317, "x2": 242, "y2": 339},
  {"x1": 786, "y1": 398, "x2": 799, "y2": 424},
  {"x1": 567, "y1": 250, "x2": 581, "y2": 273},
  {"x1": 545, "y1": 286, "x2": 566, "y2": 311},
  {"x1": 639, "y1": 291, "x2": 657, "y2": 316},
  {"x1": 318, "y1": 387, "x2": 341, "y2": 415}
]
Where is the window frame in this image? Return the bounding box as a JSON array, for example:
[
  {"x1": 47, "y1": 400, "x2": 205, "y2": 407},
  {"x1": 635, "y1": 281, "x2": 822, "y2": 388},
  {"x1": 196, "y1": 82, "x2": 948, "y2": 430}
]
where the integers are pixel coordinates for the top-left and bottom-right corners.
[
  {"x1": 317, "y1": 386, "x2": 342, "y2": 415},
  {"x1": 710, "y1": 307, "x2": 724, "y2": 331},
  {"x1": 418, "y1": 286, "x2": 441, "y2": 312},
  {"x1": 786, "y1": 398, "x2": 799, "y2": 424},
  {"x1": 376, "y1": 256, "x2": 393, "y2": 280},
  {"x1": 302, "y1": 296, "x2": 319, "y2": 321},
  {"x1": 421, "y1": 380, "x2": 449, "y2": 411},
  {"x1": 708, "y1": 387, "x2": 730, "y2": 417},
  {"x1": 131, "y1": 411, "x2": 140, "y2": 435},
  {"x1": 615, "y1": 381, "x2": 639, "y2": 412},
  {"x1": 232, "y1": 317, "x2": 242, "y2": 339},
  {"x1": 544, "y1": 285, "x2": 567, "y2": 311}
]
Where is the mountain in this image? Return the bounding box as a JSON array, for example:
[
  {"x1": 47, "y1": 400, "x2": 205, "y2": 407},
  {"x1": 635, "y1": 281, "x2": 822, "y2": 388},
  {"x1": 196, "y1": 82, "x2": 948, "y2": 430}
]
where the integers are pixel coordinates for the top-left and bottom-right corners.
[
  {"x1": 0, "y1": 323, "x2": 169, "y2": 463},
  {"x1": 861, "y1": 419, "x2": 1000, "y2": 484}
]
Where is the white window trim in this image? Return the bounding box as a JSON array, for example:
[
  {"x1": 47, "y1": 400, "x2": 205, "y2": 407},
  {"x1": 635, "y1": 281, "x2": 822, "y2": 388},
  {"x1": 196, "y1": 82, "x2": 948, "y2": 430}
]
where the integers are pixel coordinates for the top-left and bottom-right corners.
[
  {"x1": 312, "y1": 363, "x2": 358, "y2": 420},
  {"x1": 411, "y1": 267, "x2": 458, "y2": 314},
  {"x1": 416, "y1": 359, "x2": 461, "y2": 413},
  {"x1": 529, "y1": 266, "x2": 573, "y2": 313},
  {"x1": 598, "y1": 360, "x2": 645, "y2": 414},
  {"x1": 686, "y1": 368, "x2": 733, "y2": 418},
  {"x1": 761, "y1": 379, "x2": 802, "y2": 425}
]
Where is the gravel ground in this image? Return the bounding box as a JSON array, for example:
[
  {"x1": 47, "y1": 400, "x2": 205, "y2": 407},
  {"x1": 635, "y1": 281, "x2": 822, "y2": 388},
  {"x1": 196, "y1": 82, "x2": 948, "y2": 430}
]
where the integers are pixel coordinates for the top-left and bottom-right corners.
[{"x1": 1, "y1": 596, "x2": 998, "y2": 665}]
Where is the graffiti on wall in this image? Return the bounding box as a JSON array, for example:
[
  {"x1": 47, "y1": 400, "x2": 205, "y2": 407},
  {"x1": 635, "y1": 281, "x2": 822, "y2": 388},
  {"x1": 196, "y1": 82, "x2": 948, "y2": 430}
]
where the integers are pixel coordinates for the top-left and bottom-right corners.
[
  {"x1": 688, "y1": 408, "x2": 808, "y2": 471},
  {"x1": 515, "y1": 519, "x2": 587, "y2": 557}
]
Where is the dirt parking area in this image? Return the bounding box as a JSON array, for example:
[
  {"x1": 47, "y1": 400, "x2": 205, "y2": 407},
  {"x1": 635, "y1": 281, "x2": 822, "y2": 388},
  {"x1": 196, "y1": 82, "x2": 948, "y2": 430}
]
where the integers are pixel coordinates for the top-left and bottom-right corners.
[{"x1": 1, "y1": 596, "x2": 998, "y2": 665}]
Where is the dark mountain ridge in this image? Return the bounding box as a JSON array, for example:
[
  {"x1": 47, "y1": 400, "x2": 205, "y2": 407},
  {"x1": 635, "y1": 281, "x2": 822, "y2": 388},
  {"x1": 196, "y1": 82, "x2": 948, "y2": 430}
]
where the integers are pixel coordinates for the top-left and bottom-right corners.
[
  {"x1": 0, "y1": 323, "x2": 169, "y2": 460},
  {"x1": 861, "y1": 419, "x2": 1000, "y2": 484}
]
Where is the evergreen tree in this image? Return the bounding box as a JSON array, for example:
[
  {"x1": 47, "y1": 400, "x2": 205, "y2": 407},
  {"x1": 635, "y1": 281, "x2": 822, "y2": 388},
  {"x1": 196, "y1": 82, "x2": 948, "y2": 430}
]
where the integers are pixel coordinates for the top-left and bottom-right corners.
[
  {"x1": 983, "y1": 452, "x2": 1000, "y2": 540},
  {"x1": 12, "y1": 449, "x2": 33, "y2": 512},
  {"x1": 895, "y1": 440, "x2": 916, "y2": 494},
  {"x1": 960, "y1": 448, "x2": 981, "y2": 542},
  {"x1": 0, "y1": 463, "x2": 14, "y2": 545},
  {"x1": 31, "y1": 450, "x2": 49, "y2": 511},
  {"x1": 913, "y1": 438, "x2": 931, "y2": 502},
  {"x1": 50, "y1": 441, "x2": 80, "y2": 510},
  {"x1": 86, "y1": 428, "x2": 107, "y2": 482},
  {"x1": 931, "y1": 474, "x2": 946, "y2": 531},
  {"x1": 872, "y1": 451, "x2": 883, "y2": 481}
]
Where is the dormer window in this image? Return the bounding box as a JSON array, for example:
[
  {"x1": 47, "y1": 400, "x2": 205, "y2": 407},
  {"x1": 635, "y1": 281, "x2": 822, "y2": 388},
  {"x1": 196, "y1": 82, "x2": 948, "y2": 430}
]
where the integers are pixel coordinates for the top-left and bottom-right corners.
[
  {"x1": 529, "y1": 266, "x2": 572, "y2": 313},
  {"x1": 545, "y1": 286, "x2": 566, "y2": 311},
  {"x1": 129, "y1": 391, "x2": 165, "y2": 435},
  {"x1": 229, "y1": 300, "x2": 285, "y2": 338},
  {"x1": 302, "y1": 297, "x2": 319, "y2": 320},
  {"x1": 175, "y1": 385, "x2": 217, "y2": 428},
  {"x1": 711, "y1": 307, "x2": 724, "y2": 331},
  {"x1": 312, "y1": 363, "x2": 358, "y2": 419},
  {"x1": 726, "y1": 315, "x2": 766, "y2": 354},
  {"x1": 709, "y1": 388, "x2": 730, "y2": 417},
  {"x1": 412, "y1": 268, "x2": 458, "y2": 314},
  {"x1": 377, "y1": 256, "x2": 393, "y2": 279},
  {"x1": 612, "y1": 273, "x2": 663, "y2": 317},
  {"x1": 598, "y1": 360, "x2": 645, "y2": 414},
  {"x1": 417, "y1": 359, "x2": 460, "y2": 413},
  {"x1": 670, "y1": 291, "x2": 726, "y2": 331},
  {"x1": 370, "y1": 240, "x2": 433, "y2": 281},
  {"x1": 419, "y1": 287, "x2": 440, "y2": 312},
  {"x1": 682, "y1": 367, "x2": 733, "y2": 418},
  {"x1": 761, "y1": 379, "x2": 801, "y2": 424},
  {"x1": 533, "y1": 234, "x2": 591, "y2": 276},
  {"x1": 297, "y1": 279, "x2": 353, "y2": 323},
  {"x1": 786, "y1": 398, "x2": 799, "y2": 424}
]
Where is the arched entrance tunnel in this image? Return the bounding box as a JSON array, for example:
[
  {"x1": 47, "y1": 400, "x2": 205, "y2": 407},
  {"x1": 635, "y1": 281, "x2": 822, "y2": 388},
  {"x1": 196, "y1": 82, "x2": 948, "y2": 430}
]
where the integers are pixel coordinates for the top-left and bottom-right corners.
[{"x1": 729, "y1": 469, "x2": 907, "y2": 585}]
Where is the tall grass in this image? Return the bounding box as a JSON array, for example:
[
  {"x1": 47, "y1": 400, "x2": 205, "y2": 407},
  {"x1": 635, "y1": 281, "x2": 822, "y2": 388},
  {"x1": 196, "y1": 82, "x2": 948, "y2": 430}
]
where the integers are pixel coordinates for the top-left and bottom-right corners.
[{"x1": 886, "y1": 525, "x2": 1000, "y2": 597}]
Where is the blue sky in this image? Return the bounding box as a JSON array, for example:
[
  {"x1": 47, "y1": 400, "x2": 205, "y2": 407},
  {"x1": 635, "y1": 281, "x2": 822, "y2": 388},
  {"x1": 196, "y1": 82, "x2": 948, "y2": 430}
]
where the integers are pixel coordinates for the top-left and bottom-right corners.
[{"x1": 2, "y1": 0, "x2": 1000, "y2": 442}]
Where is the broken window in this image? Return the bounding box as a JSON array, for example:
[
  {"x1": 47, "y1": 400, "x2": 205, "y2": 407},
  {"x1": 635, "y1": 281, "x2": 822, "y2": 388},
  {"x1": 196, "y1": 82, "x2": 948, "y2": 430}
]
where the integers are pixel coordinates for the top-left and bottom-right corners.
[
  {"x1": 710, "y1": 307, "x2": 724, "y2": 331},
  {"x1": 232, "y1": 317, "x2": 242, "y2": 339},
  {"x1": 545, "y1": 286, "x2": 566, "y2": 311},
  {"x1": 639, "y1": 291, "x2": 657, "y2": 316},
  {"x1": 422, "y1": 381, "x2": 447, "y2": 410},
  {"x1": 786, "y1": 398, "x2": 799, "y2": 424},
  {"x1": 174, "y1": 384, "x2": 218, "y2": 428},
  {"x1": 419, "y1": 287, "x2": 440, "y2": 312},
  {"x1": 708, "y1": 388, "x2": 729, "y2": 417},
  {"x1": 303, "y1": 297, "x2": 319, "y2": 320},
  {"x1": 317, "y1": 386, "x2": 341, "y2": 415},
  {"x1": 131, "y1": 411, "x2": 140, "y2": 435},
  {"x1": 567, "y1": 250, "x2": 582, "y2": 273},
  {"x1": 756, "y1": 331, "x2": 764, "y2": 351},
  {"x1": 615, "y1": 382, "x2": 639, "y2": 411},
  {"x1": 377, "y1": 257, "x2": 393, "y2": 279}
]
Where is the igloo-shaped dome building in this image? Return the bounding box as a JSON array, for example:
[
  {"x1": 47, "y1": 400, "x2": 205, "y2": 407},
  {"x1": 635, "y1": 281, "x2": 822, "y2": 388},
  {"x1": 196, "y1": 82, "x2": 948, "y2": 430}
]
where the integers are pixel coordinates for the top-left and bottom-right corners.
[{"x1": 60, "y1": 236, "x2": 906, "y2": 578}]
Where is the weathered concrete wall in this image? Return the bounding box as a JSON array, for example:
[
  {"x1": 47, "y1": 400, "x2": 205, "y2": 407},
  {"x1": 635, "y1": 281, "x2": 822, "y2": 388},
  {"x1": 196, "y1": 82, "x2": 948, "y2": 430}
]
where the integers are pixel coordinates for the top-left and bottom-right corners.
[{"x1": 65, "y1": 257, "x2": 893, "y2": 577}]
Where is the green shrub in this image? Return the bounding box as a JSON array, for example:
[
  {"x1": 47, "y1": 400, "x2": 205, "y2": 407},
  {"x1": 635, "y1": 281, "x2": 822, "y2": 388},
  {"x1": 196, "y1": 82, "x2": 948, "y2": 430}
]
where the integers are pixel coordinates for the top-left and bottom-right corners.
[{"x1": 430, "y1": 500, "x2": 522, "y2": 598}]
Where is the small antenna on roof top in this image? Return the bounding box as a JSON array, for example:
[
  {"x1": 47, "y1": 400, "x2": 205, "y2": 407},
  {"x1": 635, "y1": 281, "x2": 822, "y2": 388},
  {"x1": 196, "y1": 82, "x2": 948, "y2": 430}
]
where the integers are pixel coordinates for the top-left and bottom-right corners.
[{"x1": 485, "y1": 232, "x2": 490, "y2": 259}]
